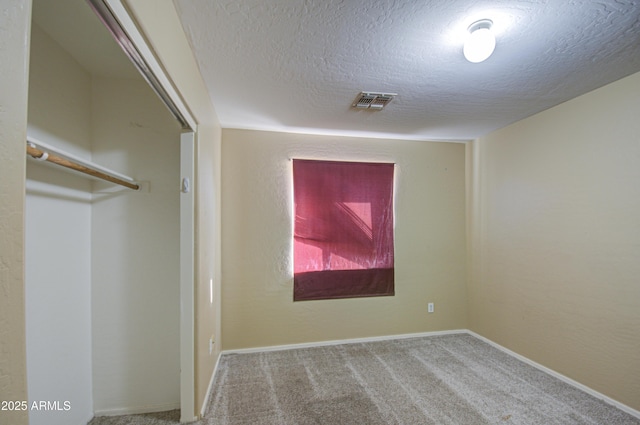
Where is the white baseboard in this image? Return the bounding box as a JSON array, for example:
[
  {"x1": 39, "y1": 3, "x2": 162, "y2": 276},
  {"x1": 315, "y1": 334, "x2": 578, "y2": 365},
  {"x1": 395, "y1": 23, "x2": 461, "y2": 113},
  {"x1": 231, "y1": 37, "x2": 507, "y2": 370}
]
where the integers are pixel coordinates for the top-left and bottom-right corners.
[
  {"x1": 466, "y1": 330, "x2": 640, "y2": 420},
  {"x1": 93, "y1": 402, "x2": 180, "y2": 417},
  {"x1": 200, "y1": 351, "x2": 222, "y2": 417},
  {"x1": 222, "y1": 329, "x2": 467, "y2": 355}
]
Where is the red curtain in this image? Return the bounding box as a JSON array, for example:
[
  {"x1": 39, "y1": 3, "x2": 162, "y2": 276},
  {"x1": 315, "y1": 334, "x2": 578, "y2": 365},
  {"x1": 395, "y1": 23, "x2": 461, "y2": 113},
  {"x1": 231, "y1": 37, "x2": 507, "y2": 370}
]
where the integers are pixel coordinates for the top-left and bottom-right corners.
[{"x1": 293, "y1": 159, "x2": 394, "y2": 301}]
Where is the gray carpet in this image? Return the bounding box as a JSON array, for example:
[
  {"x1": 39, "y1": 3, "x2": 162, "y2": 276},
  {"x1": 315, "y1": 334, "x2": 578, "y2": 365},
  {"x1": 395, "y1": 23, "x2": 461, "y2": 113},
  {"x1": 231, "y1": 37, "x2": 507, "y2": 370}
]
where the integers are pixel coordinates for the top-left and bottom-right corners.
[{"x1": 88, "y1": 334, "x2": 640, "y2": 424}]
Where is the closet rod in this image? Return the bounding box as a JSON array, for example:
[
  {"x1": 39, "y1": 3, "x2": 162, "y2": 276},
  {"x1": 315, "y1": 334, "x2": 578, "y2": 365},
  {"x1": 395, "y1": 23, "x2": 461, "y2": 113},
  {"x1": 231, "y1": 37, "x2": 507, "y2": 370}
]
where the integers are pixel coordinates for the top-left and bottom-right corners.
[{"x1": 26, "y1": 142, "x2": 140, "y2": 191}]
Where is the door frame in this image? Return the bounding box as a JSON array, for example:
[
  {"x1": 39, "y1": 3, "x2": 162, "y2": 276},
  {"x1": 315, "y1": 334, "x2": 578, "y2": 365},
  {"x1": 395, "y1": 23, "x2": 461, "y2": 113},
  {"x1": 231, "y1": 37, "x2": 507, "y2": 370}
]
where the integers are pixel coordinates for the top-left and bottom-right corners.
[{"x1": 179, "y1": 131, "x2": 196, "y2": 422}]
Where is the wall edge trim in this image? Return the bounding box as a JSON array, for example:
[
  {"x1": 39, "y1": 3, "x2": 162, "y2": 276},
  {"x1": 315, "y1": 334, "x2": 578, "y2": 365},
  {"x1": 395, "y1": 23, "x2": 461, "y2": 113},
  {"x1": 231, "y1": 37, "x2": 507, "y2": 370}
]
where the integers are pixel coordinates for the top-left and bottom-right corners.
[
  {"x1": 93, "y1": 402, "x2": 181, "y2": 417},
  {"x1": 222, "y1": 329, "x2": 467, "y2": 354},
  {"x1": 466, "y1": 330, "x2": 640, "y2": 420},
  {"x1": 200, "y1": 351, "x2": 222, "y2": 417}
]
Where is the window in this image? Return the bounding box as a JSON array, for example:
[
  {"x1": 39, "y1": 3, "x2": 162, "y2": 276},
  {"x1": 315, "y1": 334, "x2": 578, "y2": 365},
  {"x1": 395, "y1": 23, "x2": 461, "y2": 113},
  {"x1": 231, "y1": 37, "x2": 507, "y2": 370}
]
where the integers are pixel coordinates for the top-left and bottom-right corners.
[{"x1": 293, "y1": 159, "x2": 395, "y2": 301}]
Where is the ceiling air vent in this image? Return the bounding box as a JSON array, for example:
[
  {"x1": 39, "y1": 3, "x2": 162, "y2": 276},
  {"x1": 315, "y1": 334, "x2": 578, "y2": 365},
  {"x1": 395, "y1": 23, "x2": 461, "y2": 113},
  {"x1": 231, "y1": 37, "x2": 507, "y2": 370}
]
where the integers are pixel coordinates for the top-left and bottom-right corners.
[{"x1": 352, "y1": 92, "x2": 396, "y2": 110}]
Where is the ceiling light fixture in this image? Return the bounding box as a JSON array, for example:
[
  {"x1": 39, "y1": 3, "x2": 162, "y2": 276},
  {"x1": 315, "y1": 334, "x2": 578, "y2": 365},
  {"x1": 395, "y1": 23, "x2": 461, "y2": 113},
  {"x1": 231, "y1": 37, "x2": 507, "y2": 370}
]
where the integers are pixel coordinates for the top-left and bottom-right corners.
[{"x1": 463, "y1": 19, "x2": 496, "y2": 63}]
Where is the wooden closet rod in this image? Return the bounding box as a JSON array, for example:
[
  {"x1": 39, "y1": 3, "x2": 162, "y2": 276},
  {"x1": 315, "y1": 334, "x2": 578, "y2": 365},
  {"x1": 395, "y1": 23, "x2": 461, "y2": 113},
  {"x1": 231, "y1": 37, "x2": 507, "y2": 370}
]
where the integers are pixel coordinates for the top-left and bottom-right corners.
[{"x1": 26, "y1": 144, "x2": 140, "y2": 191}]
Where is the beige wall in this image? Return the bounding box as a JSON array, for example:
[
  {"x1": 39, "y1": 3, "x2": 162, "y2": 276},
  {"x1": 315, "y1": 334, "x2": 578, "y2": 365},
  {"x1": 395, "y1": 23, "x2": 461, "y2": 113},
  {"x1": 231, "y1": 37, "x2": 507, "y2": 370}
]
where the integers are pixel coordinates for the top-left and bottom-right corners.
[
  {"x1": 221, "y1": 129, "x2": 467, "y2": 350},
  {"x1": 126, "y1": 0, "x2": 223, "y2": 415},
  {"x1": 0, "y1": 1, "x2": 31, "y2": 424},
  {"x1": 193, "y1": 125, "x2": 222, "y2": 411},
  {"x1": 91, "y1": 75, "x2": 182, "y2": 414},
  {"x1": 467, "y1": 71, "x2": 640, "y2": 411}
]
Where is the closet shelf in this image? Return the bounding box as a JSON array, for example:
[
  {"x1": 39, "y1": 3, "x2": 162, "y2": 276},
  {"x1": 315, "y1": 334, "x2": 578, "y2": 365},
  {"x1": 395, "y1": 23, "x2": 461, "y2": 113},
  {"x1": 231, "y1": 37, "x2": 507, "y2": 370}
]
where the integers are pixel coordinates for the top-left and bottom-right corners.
[{"x1": 26, "y1": 137, "x2": 140, "y2": 191}]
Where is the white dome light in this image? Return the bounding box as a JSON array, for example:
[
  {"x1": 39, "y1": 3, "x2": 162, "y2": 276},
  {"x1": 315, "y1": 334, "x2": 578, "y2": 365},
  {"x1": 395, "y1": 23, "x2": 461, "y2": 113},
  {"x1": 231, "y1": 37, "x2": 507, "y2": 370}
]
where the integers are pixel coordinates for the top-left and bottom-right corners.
[{"x1": 463, "y1": 19, "x2": 496, "y2": 63}]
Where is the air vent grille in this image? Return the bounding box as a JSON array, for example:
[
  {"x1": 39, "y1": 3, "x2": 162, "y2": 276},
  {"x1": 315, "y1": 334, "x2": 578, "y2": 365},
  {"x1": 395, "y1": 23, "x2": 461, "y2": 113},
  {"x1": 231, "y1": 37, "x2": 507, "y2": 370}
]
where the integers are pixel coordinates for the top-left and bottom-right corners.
[{"x1": 352, "y1": 92, "x2": 396, "y2": 110}]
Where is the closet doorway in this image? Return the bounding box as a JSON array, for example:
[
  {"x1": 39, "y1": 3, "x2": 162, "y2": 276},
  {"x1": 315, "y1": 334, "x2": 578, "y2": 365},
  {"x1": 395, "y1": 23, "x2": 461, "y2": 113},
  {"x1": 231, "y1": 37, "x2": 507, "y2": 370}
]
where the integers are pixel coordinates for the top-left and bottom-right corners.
[{"x1": 25, "y1": 0, "x2": 196, "y2": 424}]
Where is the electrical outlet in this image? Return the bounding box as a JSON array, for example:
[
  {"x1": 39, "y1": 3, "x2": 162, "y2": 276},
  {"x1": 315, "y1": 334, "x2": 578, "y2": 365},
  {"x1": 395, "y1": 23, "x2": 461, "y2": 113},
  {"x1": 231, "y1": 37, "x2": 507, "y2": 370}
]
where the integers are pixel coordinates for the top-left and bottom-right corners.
[
  {"x1": 428, "y1": 303, "x2": 434, "y2": 313},
  {"x1": 209, "y1": 336, "x2": 214, "y2": 354}
]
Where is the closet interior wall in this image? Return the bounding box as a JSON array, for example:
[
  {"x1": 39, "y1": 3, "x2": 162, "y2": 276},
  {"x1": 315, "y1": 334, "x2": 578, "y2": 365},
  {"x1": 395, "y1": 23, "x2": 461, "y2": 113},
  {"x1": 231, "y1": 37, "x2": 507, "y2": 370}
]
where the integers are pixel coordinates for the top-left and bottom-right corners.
[
  {"x1": 25, "y1": 19, "x2": 181, "y2": 425},
  {"x1": 26, "y1": 23, "x2": 93, "y2": 425}
]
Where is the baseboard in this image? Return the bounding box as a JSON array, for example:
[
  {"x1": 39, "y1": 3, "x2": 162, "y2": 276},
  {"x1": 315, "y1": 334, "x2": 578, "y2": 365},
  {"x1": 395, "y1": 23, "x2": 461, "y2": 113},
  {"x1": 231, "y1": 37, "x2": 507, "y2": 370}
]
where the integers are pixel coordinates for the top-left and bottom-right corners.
[
  {"x1": 199, "y1": 351, "x2": 222, "y2": 417},
  {"x1": 93, "y1": 402, "x2": 180, "y2": 417},
  {"x1": 466, "y1": 330, "x2": 640, "y2": 420},
  {"x1": 222, "y1": 329, "x2": 467, "y2": 354}
]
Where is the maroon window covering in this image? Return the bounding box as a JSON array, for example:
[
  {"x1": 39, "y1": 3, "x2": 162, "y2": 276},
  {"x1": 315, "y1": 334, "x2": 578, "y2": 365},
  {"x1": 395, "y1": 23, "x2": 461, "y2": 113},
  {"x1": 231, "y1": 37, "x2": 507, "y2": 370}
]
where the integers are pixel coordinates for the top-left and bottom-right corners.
[{"x1": 293, "y1": 159, "x2": 395, "y2": 301}]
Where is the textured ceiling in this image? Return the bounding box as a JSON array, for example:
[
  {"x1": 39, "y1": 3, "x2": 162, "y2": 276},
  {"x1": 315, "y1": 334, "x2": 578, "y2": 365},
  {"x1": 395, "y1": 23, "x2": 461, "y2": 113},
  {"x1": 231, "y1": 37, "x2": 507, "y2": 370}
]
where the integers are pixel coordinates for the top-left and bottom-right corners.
[{"x1": 175, "y1": 0, "x2": 640, "y2": 141}]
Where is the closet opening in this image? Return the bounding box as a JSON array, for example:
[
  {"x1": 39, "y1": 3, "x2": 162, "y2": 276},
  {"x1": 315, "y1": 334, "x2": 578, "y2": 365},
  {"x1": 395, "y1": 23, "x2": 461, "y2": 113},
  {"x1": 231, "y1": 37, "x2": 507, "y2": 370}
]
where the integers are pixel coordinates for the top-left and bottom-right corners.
[{"x1": 25, "y1": 0, "x2": 196, "y2": 424}]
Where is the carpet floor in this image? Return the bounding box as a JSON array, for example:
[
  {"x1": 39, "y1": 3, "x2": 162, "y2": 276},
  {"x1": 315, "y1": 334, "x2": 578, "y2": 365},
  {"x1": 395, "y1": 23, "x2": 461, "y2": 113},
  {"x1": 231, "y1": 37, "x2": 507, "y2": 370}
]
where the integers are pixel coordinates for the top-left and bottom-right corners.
[{"x1": 88, "y1": 334, "x2": 640, "y2": 425}]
